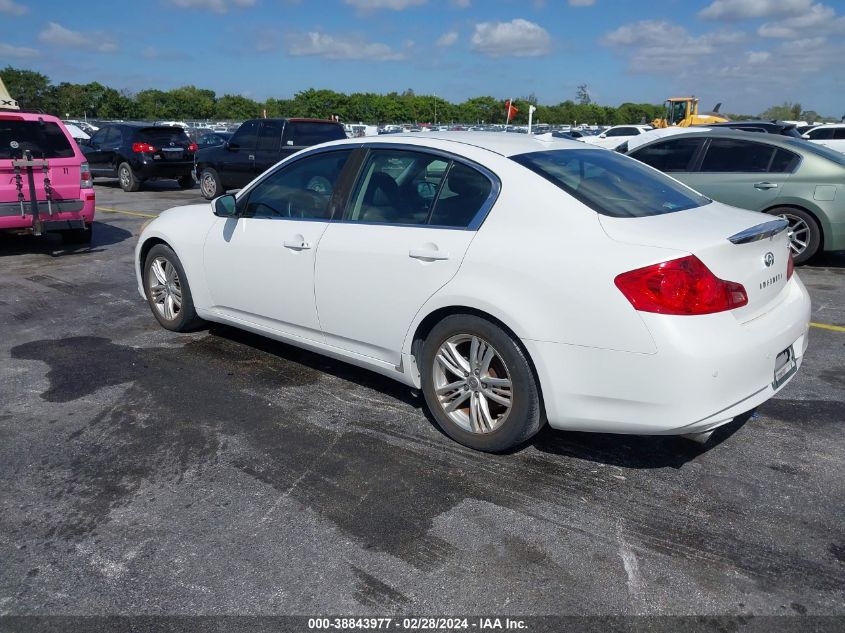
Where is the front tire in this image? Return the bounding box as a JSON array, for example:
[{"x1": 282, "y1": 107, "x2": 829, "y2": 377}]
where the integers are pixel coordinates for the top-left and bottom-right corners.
[
  {"x1": 143, "y1": 244, "x2": 204, "y2": 332},
  {"x1": 199, "y1": 168, "x2": 223, "y2": 200},
  {"x1": 118, "y1": 162, "x2": 141, "y2": 192},
  {"x1": 767, "y1": 206, "x2": 820, "y2": 265},
  {"x1": 421, "y1": 314, "x2": 544, "y2": 452}
]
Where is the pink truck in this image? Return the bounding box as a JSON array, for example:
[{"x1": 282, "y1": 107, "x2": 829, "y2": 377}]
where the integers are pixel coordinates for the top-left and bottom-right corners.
[{"x1": 1, "y1": 110, "x2": 95, "y2": 243}]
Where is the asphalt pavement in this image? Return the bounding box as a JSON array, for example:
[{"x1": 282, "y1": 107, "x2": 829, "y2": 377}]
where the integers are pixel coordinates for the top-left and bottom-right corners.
[{"x1": 0, "y1": 179, "x2": 843, "y2": 619}]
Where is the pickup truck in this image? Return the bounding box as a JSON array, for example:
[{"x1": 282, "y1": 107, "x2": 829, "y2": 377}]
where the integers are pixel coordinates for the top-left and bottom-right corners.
[{"x1": 193, "y1": 118, "x2": 346, "y2": 199}]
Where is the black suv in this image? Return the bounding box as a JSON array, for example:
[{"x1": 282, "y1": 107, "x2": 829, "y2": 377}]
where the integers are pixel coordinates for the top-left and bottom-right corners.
[
  {"x1": 194, "y1": 118, "x2": 346, "y2": 199},
  {"x1": 708, "y1": 120, "x2": 802, "y2": 137},
  {"x1": 81, "y1": 124, "x2": 196, "y2": 192}
]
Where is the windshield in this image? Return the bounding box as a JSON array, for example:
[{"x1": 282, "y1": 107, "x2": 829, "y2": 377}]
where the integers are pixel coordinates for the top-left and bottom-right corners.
[
  {"x1": 511, "y1": 149, "x2": 711, "y2": 218},
  {"x1": 0, "y1": 120, "x2": 75, "y2": 159},
  {"x1": 787, "y1": 138, "x2": 845, "y2": 167}
]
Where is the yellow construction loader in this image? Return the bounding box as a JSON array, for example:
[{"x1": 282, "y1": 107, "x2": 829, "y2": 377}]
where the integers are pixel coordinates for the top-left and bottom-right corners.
[{"x1": 651, "y1": 97, "x2": 728, "y2": 128}]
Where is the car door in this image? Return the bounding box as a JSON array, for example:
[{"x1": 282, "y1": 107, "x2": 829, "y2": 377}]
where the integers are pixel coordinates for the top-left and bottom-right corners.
[
  {"x1": 677, "y1": 138, "x2": 794, "y2": 211},
  {"x1": 220, "y1": 119, "x2": 259, "y2": 188},
  {"x1": 83, "y1": 127, "x2": 114, "y2": 174},
  {"x1": 253, "y1": 119, "x2": 284, "y2": 177},
  {"x1": 202, "y1": 148, "x2": 354, "y2": 341},
  {"x1": 314, "y1": 148, "x2": 497, "y2": 365}
]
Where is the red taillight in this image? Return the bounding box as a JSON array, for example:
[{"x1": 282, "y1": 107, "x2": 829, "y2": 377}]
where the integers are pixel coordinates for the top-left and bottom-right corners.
[
  {"x1": 80, "y1": 161, "x2": 93, "y2": 189},
  {"x1": 187, "y1": 143, "x2": 198, "y2": 153},
  {"x1": 132, "y1": 142, "x2": 156, "y2": 153},
  {"x1": 614, "y1": 255, "x2": 748, "y2": 315},
  {"x1": 786, "y1": 252, "x2": 794, "y2": 280}
]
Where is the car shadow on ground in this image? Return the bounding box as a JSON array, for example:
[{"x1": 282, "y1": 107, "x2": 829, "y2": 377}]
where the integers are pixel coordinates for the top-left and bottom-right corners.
[
  {"x1": 0, "y1": 221, "x2": 133, "y2": 257},
  {"x1": 207, "y1": 324, "x2": 744, "y2": 469},
  {"x1": 810, "y1": 250, "x2": 845, "y2": 269}
]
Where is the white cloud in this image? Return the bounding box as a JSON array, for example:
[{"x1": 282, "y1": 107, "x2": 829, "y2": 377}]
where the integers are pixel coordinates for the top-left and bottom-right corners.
[
  {"x1": 471, "y1": 19, "x2": 551, "y2": 57},
  {"x1": 450, "y1": 0, "x2": 471, "y2": 7},
  {"x1": 286, "y1": 32, "x2": 406, "y2": 61},
  {"x1": 0, "y1": 42, "x2": 38, "y2": 58},
  {"x1": 758, "y1": 3, "x2": 845, "y2": 38},
  {"x1": 343, "y1": 0, "x2": 427, "y2": 10},
  {"x1": 746, "y1": 50, "x2": 771, "y2": 63},
  {"x1": 568, "y1": 0, "x2": 596, "y2": 6},
  {"x1": 164, "y1": 0, "x2": 256, "y2": 13},
  {"x1": 699, "y1": 0, "x2": 812, "y2": 21},
  {"x1": 38, "y1": 22, "x2": 118, "y2": 53},
  {"x1": 0, "y1": 0, "x2": 27, "y2": 15},
  {"x1": 436, "y1": 31, "x2": 459, "y2": 47}
]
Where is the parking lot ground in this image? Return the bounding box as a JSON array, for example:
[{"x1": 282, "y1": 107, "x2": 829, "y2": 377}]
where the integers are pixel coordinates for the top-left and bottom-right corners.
[{"x1": 0, "y1": 182, "x2": 843, "y2": 618}]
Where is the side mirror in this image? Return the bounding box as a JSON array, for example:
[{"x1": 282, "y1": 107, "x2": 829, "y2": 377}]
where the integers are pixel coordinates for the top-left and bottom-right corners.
[
  {"x1": 226, "y1": 142, "x2": 239, "y2": 151},
  {"x1": 599, "y1": 133, "x2": 607, "y2": 139},
  {"x1": 213, "y1": 194, "x2": 238, "y2": 217},
  {"x1": 801, "y1": 134, "x2": 810, "y2": 139}
]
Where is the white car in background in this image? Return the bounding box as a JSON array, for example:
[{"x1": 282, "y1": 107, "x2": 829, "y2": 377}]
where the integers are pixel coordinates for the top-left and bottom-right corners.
[
  {"x1": 136, "y1": 133, "x2": 810, "y2": 452},
  {"x1": 802, "y1": 124, "x2": 845, "y2": 153},
  {"x1": 581, "y1": 124, "x2": 653, "y2": 149}
]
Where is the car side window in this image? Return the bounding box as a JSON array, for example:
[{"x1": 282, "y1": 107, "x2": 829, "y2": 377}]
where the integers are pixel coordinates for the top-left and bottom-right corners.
[
  {"x1": 90, "y1": 128, "x2": 108, "y2": 146},
  {"x1": 103, "y1": 128, "x2": 121, "y2": 146},
  {"x1": 606, "y1": 128, "x2": 627, "y2": 137},
  {"x1": 699, "y1": 139, "x2": 775, "y2": 173},
  {"x1": 808, "y1": 128, "x2": 834, "y2": 140},
  {"x1": 257, "y1": 120, "x2": 283, "y2": 152},
  {"x1": 230, "y1": 120, "x2": 259, "y2": 150},
  {"x1": 835, "y1": 128, "x2": 845, "y2": 140},
  {"x1": 769, "y1": 148, "x2": 800, "y2": 173},
  {"x1": 630, "y1": 138, "x2": 703, "y2": 172},
  {"x1": 347, "y1": 150, "x2": 449, "y2": 225},
  {"x1": 428, "y1": 162, "x2": 493, "y2": 228},
  {"x1": 241, "y1": 149, "x2": 352, "y2": 220}
]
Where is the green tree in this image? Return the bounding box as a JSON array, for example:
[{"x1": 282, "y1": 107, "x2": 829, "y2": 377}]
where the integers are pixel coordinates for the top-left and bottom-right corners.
[
  {"x1": 214, "y1": 94, "x2": 260, "y2": 120},
  {"x1": 0, "y1": 66, "x2": 50, "y2": 109}
]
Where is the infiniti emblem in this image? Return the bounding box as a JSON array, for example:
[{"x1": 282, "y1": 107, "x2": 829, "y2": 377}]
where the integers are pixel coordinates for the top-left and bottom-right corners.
[{"x1": 764, "y1": 252, "x2": 775, "y2": 267}]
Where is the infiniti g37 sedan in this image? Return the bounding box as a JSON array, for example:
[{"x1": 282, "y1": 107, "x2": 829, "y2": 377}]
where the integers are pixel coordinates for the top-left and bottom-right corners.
[{"x1": 135, "y1": 133, "x2": 811, "y2": 452}]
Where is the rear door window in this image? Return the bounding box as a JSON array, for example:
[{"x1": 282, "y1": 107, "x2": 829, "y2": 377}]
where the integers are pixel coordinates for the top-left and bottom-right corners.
[
  {"x1": 428, "y1": 162, "x2": 492, "y2": 228},
  {"x1": 629, "y1": 138, "x2": 704, "y2": 172},
  {"x1": 699, "y1": 139, "x2": 775, "y2": 173},
  {"x1": 769, "y1": 148, "x2": 800, "y2": 173},
  {"x1": 0, "y1": 120, "x2": 75, "y2": 159},
  {"x1": 511, "y1": 149, "x2": 710, "y2": 218},
  {"x1": 282, "y1": 122, "x2": 346, "y2": 147}
]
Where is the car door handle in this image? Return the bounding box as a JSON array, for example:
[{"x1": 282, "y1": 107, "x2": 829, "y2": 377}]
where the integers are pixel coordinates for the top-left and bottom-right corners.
[
  {"x1": 409, "y1": 248, "x2": 449, "y2": 261},
  {"x1": 754, "y1": 182, "x2": 778, "y2": 190},
  {"x1": 248, "y1": 154, "x2": 255, "y2": 161},
  {"x1": 283, "y1": 239, "x2": 311, "y2": 250}
]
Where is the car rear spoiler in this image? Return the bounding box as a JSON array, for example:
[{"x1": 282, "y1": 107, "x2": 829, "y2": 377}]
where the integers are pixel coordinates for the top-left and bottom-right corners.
[{"x1": 728, "y1": 218, "x2": 789, "y2": 244}]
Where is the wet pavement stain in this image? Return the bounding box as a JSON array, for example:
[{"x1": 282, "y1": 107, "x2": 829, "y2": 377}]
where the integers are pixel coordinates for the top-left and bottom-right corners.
[{"x1": 8, "y1": 332, "x2": 845, "y2": 589}]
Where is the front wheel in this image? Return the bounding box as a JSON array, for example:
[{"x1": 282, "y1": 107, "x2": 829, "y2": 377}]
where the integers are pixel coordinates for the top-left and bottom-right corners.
[
  {"x1": 421, "y1": 315, "x2": 544, "y2": 452},
  {"x1": 768, "y1": 206, "x2": 821, "y2": 265},
  {"x1": 199, "y1": 168, "x2": 223, "y2": 200},
  {"x1": 118, "y1": 162, "x2": 140, "y2": 192},
  {"x1": 143, "y1": 244, "x2": 204, "y2": 332}
]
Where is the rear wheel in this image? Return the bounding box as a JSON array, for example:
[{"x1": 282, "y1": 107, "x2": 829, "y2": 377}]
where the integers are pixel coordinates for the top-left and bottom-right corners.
[
  {"x1": 421, "y1": 314, "x2": 544, "y2": 452},
  {"x1": 200, "y1": 168, "x2": 223, "y2": 200},
  {"x1": 118, "y1": 162, "x2": 140, "y2": 192},
  {"x1": 143, "y1": 244, "x2": 203, "y2": 332},
  {"x1": 177, "y1": 174, "x2": 195, "y2": 190},
  {"x1": 768, "y1": 206, "x2": 820, "y2": 265}
]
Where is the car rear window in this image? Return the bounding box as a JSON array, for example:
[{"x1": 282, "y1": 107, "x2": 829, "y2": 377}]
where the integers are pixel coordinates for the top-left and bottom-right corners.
[
  {"x1": 136, "y1": 127, "x2": 191, "y2": 146},
  {"x1": 0, "y1": 119, "x2": 75, "y2": 159},
  {"x1": 788, "y1": 138, "x2": 845, "y2": 167},
  {"x1": 511, "y1": 149, "x2": 710, "y2": 218},
  {"x1": 283, "y1": 122, "x2": 346, "y2": 147}
]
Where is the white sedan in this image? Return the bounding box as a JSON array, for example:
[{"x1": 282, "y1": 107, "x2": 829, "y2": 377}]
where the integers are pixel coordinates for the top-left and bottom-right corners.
[
  {"x1": 802, "y1": 124, "x2": 845, "y2": 154},
  {"x1": 136, "y1": 133, "x2": 811, "y2": 452},
  {"x1": 580, "y1": 125, "x2": 653, "y2": 149}
]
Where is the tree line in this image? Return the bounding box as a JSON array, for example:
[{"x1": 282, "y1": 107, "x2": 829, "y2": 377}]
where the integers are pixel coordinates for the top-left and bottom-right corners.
[{"x1": 2, "y1": 66, "x2": 838, "y2": 125}]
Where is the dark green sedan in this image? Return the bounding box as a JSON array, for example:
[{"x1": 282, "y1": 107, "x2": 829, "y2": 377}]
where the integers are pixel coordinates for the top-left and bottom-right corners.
[{"x1": 624, "y1": 129, "x2": 845, "y2": 264}]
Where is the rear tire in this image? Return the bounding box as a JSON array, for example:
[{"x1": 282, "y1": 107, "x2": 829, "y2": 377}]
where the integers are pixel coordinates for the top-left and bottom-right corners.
[
  {"x1": 177, "y1": 174, "x2": 195, "y2": 190},
  {"x1": 118, "y1": 162, "x2": 140, "y2": 192},
  {"x1": 767, "y1": 206, "x2": 820, "y2": 265},
  {"x1": 199, "y1": 168, "x2": 223, "y2": 200},
  {"x1": 143, "y1": 244, "x2": 204, "y2": 332},
  {"x1": 421, "y1": 314, "x2": 544, "y2": 452}
]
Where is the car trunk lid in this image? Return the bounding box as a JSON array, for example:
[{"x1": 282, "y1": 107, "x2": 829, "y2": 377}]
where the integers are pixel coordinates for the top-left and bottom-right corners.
[{"x1": 600, "y1": 202, "x2": 793, "y2": 322}]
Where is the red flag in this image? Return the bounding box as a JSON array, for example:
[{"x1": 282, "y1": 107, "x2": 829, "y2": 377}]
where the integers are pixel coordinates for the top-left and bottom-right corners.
[{"x1": 505, "y1": 100, "x2": 519, "y2": 122}]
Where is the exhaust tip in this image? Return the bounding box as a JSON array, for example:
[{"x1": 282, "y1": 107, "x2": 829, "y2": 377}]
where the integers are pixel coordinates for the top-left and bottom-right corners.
[{"x1": 680, "y1": 430, "x2": 714, "y2": 445}]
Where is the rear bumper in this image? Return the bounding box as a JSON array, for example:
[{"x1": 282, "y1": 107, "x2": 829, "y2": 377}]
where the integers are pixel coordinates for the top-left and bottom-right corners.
[
  {"x1": 525, "y1": 275, "x2": 812, "y2": 435},
  {"x1": 0, "y1": 195, "x2": 95, "y2": 231},
  {"x1": 134, "y1": 160, "x2": 193, "y2": 179}
]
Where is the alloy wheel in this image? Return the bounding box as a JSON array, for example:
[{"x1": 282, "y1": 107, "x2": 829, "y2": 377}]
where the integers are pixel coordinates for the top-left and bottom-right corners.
[
  {"x1": 432, "y1": 334, "x2": 513, "y2": 434},
  {"x1": 779, "y1": 213, "x2": 811, "y2": 257},
  {"x1": 201, "y1": 173, "x2": 217, "y2": 198},
  {"x1": 119, "y1": 166, "x2": 131, "y2": 189},
  {"x1": 148, "y1": 256, "x2": 183, "y2": 321}
]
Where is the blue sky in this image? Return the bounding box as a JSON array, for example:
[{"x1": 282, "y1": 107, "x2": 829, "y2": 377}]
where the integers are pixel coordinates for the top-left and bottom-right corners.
[{"x1": 1, "y1": 0, "x2": 843, "y2": 116}]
